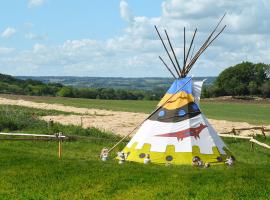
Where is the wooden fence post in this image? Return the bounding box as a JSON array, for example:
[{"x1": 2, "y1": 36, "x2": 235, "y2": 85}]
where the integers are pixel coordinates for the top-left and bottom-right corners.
[
  {"x1": 261, "y1": 126, "x2": 266, "y2": 139},
  {"x1": 58, "y1": 132, "x2": 62, "y2": 159},
  {"x1": 232, "y1": 128, "x2": 237, "y2": 141},
  {"x1": 48, "y1": 119, "x2": 54, "y2": 129},
  {"x1": 80, "y1": 116, "x2": 83, "y2": 127},
  {"x1": 250, "y1": 140, "x2": 254, "y2": 151}
]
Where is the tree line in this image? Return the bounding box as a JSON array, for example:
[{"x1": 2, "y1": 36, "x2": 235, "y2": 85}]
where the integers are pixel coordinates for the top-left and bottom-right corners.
[
  {"x1": 202, "y1": 62, "x2": 270, "y2": 98},
  {"x1": 0, "y1": 73, "x2": 164, "y2": 100},
  {"x1": 57, "y1": 87, "x2": 165, "y2": 100}
]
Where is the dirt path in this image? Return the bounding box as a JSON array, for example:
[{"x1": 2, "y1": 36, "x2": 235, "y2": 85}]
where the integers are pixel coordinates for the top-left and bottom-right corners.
[
  {"x1": 0, "y1": 97, "x2": 148, "y2": 135},
  {"x1": 0, "y1": 97, "x2": 269, "y2": 136}
]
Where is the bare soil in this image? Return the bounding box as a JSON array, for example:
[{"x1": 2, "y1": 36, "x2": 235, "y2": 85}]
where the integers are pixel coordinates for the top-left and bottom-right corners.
[{"x1": 0, "y1": 97, "x2": 269, "y2": 136}]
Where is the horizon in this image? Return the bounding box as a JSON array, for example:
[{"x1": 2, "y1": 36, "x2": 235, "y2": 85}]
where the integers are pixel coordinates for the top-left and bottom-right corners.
[
  {"x1": 15, "y1": 75, "x2": 217, "y2": 78},
  {"x1": 0, "y1": 0, "x2": 269, "y2": 77}
]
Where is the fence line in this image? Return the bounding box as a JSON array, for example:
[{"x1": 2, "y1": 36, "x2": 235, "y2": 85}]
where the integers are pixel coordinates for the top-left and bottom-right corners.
[
  {"x1": 1, "y1": 127, "x2": 269, "y2": 156},
  {"x1": 218, "y1": 133, "x2": 270, "y2": 150},
  {"x1": 220, "y1": 126, "x2": 270, "y2": 139},
  {"x1": 218, "y1": 134, "x2": 252, "y2": 140},
  {"x1": 0, "y1": 132, "x2": 66, "y2": 138},
  {"x1": 0, "y1": 132, "x2": 66, "y2": 158}
]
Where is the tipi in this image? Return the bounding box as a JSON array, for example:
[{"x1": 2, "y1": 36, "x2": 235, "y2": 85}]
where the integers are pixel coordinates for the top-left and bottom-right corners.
[{"x1": 118, "y1": 14, "x2": 233, "y2": 165}]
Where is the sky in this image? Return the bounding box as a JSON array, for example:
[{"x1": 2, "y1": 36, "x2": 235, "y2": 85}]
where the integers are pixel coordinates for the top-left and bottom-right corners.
[{"x1": 0, "y1": 0, "x2": 269, "y2": 77}]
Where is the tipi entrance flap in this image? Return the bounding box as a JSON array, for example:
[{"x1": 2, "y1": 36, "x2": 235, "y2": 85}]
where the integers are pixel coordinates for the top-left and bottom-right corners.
[{"x1": 192, "y1": 79, "x2": 206, "y2": 105}]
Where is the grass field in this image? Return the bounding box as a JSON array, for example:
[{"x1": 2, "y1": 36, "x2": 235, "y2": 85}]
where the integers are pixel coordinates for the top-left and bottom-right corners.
[
  {"x1": 0, "y1": 105, "x2": 270, "y2": 200},
  {"x1": 1, "y1": 94, "x2": 270, "y2": 125}
]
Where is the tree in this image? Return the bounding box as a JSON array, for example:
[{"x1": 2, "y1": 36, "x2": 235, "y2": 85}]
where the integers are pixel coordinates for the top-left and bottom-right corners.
[
  {"x1": 214, "y1": 62, "x2": 269, "y2": 96},
  {"x1": 202, "y1": 85, "x2": 225, "y2": 98},
  {"x1": 99, "y1": 88, "x2": 116, "y2": 99},
  {"x1": 115, "y1": 90, "x2": 128, "y2": 100},
  {"x1": 57, "y1": 87, "x2": 74, "y2": 97},
  {"x1": 248, "y1": 81, "x2": 258, "y2": 95},
  {"x1": 260, "y1": 81, "x2": 270, "y2": 97}
]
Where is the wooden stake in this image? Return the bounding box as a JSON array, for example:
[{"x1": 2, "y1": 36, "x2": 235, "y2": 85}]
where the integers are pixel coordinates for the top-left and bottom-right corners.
[
  {"x1": 232, "y1": 128, "x2": 237, "y2": 141},
  {"x1": 159, "y1": 56, "x2": 177, "y2": 79},
  {"x1": 183, "y1": 27, "x2": 186, "y2": 70},
  {"x1": 250, "y1": 141, "x2": 254, "y2": 151},
  {"x1": 48, "y1": 119, "x2": 54, "y2": 129},
  {"x1": 184, "y1": 13, "x2": 226, "y2": 74},
  {"x1": 184, "y1": 28, "x2": 197, "y2": 75},
  {"x1": 154, "y1": 25, "x2": 181, "y2": 77},
  {"x1": 58, "y1": 132, "x2": 62, "y2": 159},
  {"x1": 262, "y1": 126, "x2": 266, "y2": 139},
  {"x1": 164, "y1": 30, "x2": 182, "y2": 74},
  {"x1": 58, "y1": 139, "x2": 62, "y2": 159},
  {"x1": 81, "y1": 116, "x2": 83, "y2": 127}
]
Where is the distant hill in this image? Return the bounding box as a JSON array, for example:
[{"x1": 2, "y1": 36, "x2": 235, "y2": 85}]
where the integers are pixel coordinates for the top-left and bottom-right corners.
[
  {"x1": 0, "y1": 73, "x2": 217, "y2": 100},
  {"x1": 0, "y1": 73, "x2": 63, "y2": 96},
  {"x1": 0, "y1": 73, "x2": 171, "y2": 100},
  {"x1": 17, "y1": 76, "x2": 216, "y2": 91}
]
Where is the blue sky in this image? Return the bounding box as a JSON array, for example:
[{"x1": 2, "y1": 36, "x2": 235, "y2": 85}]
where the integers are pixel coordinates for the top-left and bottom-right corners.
[
  {"x1": 0, "y1": 0, "x2": 269, "y2": 77},
  {"x1": 0, "y1": 0, "x2": 162, "y2": 48}
]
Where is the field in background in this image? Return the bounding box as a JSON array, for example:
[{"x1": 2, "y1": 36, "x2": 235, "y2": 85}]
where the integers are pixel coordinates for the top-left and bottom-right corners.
[
  {"x1": 1, "y1": 94, "x2": 270, "y2": 125},
  {"x1": 0, "y1": 105, "x2": 269, "y2": 200}
]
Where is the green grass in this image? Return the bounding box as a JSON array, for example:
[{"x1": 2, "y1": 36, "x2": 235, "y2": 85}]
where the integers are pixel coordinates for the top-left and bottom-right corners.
[
  {"x1": 1, "y1": 94, "x2": 269, "y2": 125},
  {"x1": 0, "y1": 105, "x2": 270, "y2": 200},
  {"x1": 1, "y1": 139, "x2": 270, "y2": 200},
  {"x1": 0, "y1": 94, "x2": 156, "y2": 113},
  {"x1": 200, "y1": 102, "x2": 270, "y2": 125}
]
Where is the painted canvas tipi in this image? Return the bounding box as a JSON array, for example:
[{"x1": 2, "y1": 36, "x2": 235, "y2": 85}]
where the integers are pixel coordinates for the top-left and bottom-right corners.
[{"x1": 119, "y1": 14, "x2": 232, "y2": 165}]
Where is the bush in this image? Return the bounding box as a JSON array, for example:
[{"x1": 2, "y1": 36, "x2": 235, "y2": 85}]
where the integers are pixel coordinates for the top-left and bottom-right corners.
[{"x1": 57, "y1": 87, "x2": 74, "y2": 97}]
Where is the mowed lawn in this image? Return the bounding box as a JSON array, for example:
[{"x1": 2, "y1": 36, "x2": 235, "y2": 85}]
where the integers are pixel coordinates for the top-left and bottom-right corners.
[
  {"x1": 1, "y1": 139, "x2": 270, "y2": 200},
  {"x1": 1, "y1": 94, "x2": 270, "y2": 125},
  {"x1": 0, "y1": 106, "x2": 269, "y2": 200}
]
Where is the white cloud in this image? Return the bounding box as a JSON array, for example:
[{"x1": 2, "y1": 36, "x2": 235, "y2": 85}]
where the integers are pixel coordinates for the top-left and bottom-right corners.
[
  {"x1": 0, "y1": 47, "x2": 14, "y2": 54},
  {"x1": 28, "y1": 0, "x2": 44, "y2": 8},
  {"x1": 120, "y1": 0, "x2": 134, "y2": 23},
  {"x1": 33, "y1": 43, "x2": 46, "y2": 53},
  {"x1": 0, "y1": 0, "x2": 270, "y2": 77},
  {"x1": 1, "y1": 27, "x2": 16, "y2": 38},
  {"x1": 25, "y1": 32, "x2": 48, "y2": 40},
  {"x1": 24, "y1": 22, "x2": 34, "y2": 28}
]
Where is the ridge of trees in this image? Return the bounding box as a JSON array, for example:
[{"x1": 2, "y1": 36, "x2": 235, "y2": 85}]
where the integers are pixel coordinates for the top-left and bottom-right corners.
[
  {"x1": 0, "y1": 73, "x2": 164, "y2": 100},
  {"x1": 202, "y1": 62, "x2": 270, "y2": 98}
]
